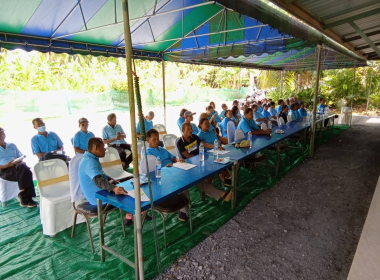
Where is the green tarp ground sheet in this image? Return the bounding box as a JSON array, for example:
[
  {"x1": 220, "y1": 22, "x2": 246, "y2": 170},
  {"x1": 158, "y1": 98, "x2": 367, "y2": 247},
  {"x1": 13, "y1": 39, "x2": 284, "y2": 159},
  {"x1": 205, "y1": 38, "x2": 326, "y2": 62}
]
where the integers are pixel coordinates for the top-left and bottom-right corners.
[{"x1": 0, "y1": 126, "x2": 348, "y2": 280}]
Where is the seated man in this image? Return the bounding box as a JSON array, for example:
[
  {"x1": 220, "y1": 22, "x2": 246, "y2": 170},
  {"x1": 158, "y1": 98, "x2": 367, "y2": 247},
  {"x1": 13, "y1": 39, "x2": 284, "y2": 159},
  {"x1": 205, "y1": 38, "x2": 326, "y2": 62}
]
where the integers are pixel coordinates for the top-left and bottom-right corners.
[
  {"x1": 31, "y1": 118, "x2": 67, "y2": 162},
  {"x1": 288, "y1": 103, "x2": 302, "y2": 122},
  {"x1": 79, "y1": 137, "x2": 128, "y2": 207},
  {"x1": 252, "y1": 104, "x2": 269, "y2": 126},
  {"x1": 102, "y1": 113, "x2": 133, "y2": 168},
  {"x1": 237, "y1": 108, "x2": 272, "y2": 139},
  {"x1": 183, "y1": 111, "x2": 199, "y2": 135},
  {"x1": 136, "y1": 111, "x2": 154, "y2": 138},
  {"x1": 0, "y1": 128, "x2": 37, "y2": 207},
  {"x1": 73, "y1": 118, "x2": 95, "y2": 154},
  {"x1": 177, "y1": 123, "x2": 232, "y2": 202},
  {"x1": 219, "y1": 104, "x2": 228, "y2": 121},
  {"x1": 142, "y1": 129, "x2": 188, "y2": 221},
  {"x1": 257, "y1": 101, "x2": 263, "y2": 113},
  {"x1": 268, "y1": 102, "x2": 278, "y2": 117},
  {"x1": 276, "y1": 99, "x2": 284, "y2": 114}
]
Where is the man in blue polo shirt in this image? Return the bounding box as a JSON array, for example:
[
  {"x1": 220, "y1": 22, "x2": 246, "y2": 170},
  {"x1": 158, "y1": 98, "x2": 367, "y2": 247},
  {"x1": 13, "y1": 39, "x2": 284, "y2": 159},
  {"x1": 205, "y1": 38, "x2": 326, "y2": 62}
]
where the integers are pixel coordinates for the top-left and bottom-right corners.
[
  {"x1": 237, "y1": 108, "x2": 272, "y2": 138},
  {"x1": 136, "y1": 111, "x2": 154, "y2": 138},
  {"x1": 0, "y1": 128, "x2": 37, "y2": 207},
  {"x1": 31, "y1": 118, "x2": 67, "y2": 162},
  {"x1": 79, "y1": 137, "x2": 128, "y2": 206},
  {"x1": 288, "y1": 103, "x2": 302, "y2": 122},
  {"x1": 318, "y1": 98, "x2": 327, "y2": 114},
  {"x1": 73, "y1": 117, "x2": 95, "y2": 154},
  {"x1": 252, "y1": 104, "x2": 269, "y2": 125},
  {"x1": 102, "y1": 113, "x2": 132, "y2": 168}
]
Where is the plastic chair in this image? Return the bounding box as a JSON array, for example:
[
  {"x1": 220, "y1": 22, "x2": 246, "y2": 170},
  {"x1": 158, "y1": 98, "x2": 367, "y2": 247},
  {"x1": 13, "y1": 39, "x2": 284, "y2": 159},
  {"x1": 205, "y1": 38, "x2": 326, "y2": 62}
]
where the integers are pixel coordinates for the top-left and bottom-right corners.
[
  {"x1": 153, "y1": 124, "x2": 167, "y2": 140},
  {"x1": 137, "y1": 140, "x2": 149, "y2": 164},
  {"x1": 139, "y1": 155, "x2": 157, "y2": 174},
  {"x1": 261, "y1": 123, "x2": 268, "y2": 130},
  {"x1": 175, "y1": 138, "x2": 183, "y2": 159},
  {"x1": 34, "y1": 159, "x2": 73, "y2": 236},
  {"x1": 69, "y1": 153, "x2": 126, "y2": 253},
  {"x1": 0, "y1": 179, "x2": 19, "y2": 207},
  {"x1": 99, "y1": 147, "x2": 133, "y2": 181},
  {"x1": 227, "y1": 121, "x2": 236, "y2": 143},
  {"x1": 163, "y1": 134, "x2": 178, "y2": 157},
  {"x1": 235, "y1": 129, "x2": 245, "y2": 142},
  {"x1": 287, "y1": 115, "x2": 292, "y2": 123},
  {"x1": 278, "y1": 117, "x2": 285, "y2": 126}
]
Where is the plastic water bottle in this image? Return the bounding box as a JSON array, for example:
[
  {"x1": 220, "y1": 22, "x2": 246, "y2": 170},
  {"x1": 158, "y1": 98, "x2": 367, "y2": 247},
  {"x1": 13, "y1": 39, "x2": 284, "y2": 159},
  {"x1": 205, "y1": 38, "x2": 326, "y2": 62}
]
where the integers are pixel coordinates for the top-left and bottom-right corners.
[
  {"x1": 268, "y1": 121, "x2": 272, "y2": 129},
  {"x1": 213, "y1": 139, "x2": 219, "y2": 160},
  {"x1": 155, "y1": 156, "x2": 162, "y2": 178},
  {"x1": 199, "y1": 143, "x2": 204, "y2": 162},
  {"x1": 247, "y1": 131, "x2": 252, "y2": 147}
]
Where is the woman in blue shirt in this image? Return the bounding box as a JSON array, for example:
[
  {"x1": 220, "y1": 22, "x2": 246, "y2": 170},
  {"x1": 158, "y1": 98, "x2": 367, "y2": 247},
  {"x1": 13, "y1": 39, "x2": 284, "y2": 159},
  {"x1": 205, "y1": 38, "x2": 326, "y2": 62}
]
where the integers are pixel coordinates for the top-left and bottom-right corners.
[
  {"x1": 177, "y1": 108, "x2": 187, "y2": 133},
  {"x1": 298, "y1": 102, "x2": 307, "y2": 117},
  {"x1": 220, "y1": 110, "x2": 233, "y2": 137}
]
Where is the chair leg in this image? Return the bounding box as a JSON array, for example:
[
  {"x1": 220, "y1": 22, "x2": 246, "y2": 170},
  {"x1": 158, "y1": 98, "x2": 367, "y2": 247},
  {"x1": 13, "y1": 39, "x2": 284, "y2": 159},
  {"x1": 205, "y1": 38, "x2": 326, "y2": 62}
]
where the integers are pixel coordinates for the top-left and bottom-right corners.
[
  {"x1": 141, "y1": 210, "x2": 148, "y2": 227},
  {"x1": 71, "y1": 212, "x2": 78, "y2": 238},
  {"x1": 103, "y1": 212, "x2": 108, "y2": 225},
  {"x1": 119, "y1": 209, "x2": 126, "y2": 237},
  {"x1": 84, "y1": 216, "x2": 95, "y2": 253}
]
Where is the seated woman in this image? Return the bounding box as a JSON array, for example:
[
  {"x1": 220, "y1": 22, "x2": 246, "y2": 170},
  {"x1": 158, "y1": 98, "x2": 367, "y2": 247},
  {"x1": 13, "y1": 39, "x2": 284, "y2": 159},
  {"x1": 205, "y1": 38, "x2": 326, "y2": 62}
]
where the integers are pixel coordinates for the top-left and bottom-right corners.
[
  {"x1": 278, "y1": 105, "x2": 289, "y2": 124},
  {"x1": 177, "y1": 123, "x2": 232, "y2": 202},
  {"x1": 219, "y1": 103, "x2": 228, "y2": 121},
  {"x1": 231, "y1": 106, "x2": 241, "y2": 126},
  {"x1": 209, "y1": 101, "x2": 220, "y2": 122},
  {"x1": 205, "y1": 105, "x2": 219, "y2": 129},
  {"x1": 177, "y1": 108, "x2": 187, "y2": 133},
  {"x1": 220, "y1": 110, "x2": 233, "y2": 138},
  {"x1": 142, "y1": 129, "x2": 189, "y2": 222},
  {"x1": 298, "y1": 102, "x2": 307, "y2": 117}
]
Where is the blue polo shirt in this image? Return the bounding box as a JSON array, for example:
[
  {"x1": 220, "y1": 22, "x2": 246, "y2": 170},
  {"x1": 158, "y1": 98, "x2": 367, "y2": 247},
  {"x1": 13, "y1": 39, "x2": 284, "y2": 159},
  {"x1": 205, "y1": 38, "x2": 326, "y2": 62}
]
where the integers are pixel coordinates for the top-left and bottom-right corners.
[
  {"x1": 257, "y1": 106, "x2": 263, "y2": 113},
  {"x1": 219, "y1": 110, "x2": 226, "y2": 120},
  {"x1": 31, "y1": 132, "x2": 63, "y2": 154},
  {"x1": 73, "y1": 131, "x2": 95, "y2": 151},
  {"x1": 253, "y1": 111, "x2": 266, "y2": 125},
  {"x1": 318, "y1": 104, "x2": 327, "y2": 113},
  {"x1": 180, "y1": 123, "x2": 199, "y2": 135},
  {"x1": 288, "y1": 110, "x2": 298, "y2": 121},
  {"x1": 197, "y1": 130, "x2": 217, "y2": 150},
  {"x1": 269, "y1": 107, "x2": 277, "y2": 117},
  {"x1": 177, "y1": 117, "x2": 185, "y2": 132},
  {"x1": 237, "y1": 116, "x2": 259, "y2": 138},
  {"x1": 294, "y1": 109, "x2": 302, "y2": 120},
  {"x1": 298, "y1": 108, "x2": 307, "y2": 117},
  {"x1": 220, "y1": 117, "x2": 232, "y2": 137},
  {"x1": 143, "y1": 146, "x2": 174, "y2": 167},
  {"x1": 79, "y1": 151, "x2": 109, "y2": 205},
  {"x1": 0, "y1": 143, "x2": 22, "y2": 166},
  {"x1": 262, "y1": 110, "x2": 271, "y2": 120},
  {"x1": 136, "y1": 118, "x2": 153, "y2": 134},
  {"x1": 276, "y1": 105, "x2": 282, "y2": 113},
  {"x1": 102, "y1": 124, "x2": 126, "y2": 145},
  {"x1": 210, "y1": 110, "x2": 221, "y2": 123}
]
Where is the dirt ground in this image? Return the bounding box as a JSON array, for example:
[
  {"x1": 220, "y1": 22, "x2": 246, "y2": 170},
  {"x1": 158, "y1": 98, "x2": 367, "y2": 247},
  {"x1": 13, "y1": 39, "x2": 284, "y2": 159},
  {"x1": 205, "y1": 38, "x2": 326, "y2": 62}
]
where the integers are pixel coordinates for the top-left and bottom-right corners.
[{"x1": 155, "y1": 115, "x2": 380, "y2": 280}]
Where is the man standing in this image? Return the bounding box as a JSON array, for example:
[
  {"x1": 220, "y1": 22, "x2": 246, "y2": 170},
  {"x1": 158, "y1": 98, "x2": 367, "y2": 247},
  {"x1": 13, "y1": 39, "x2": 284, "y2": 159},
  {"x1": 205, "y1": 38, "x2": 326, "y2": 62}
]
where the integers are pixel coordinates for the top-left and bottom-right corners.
[
  {"x1": 102, "y1": 113, "x2": 133, "y2": 168},
  {"x1": 31, "y1": 118, "x2": 67, "y2": 162},
  {"x1": 73, "y1": 118, "x2": 95, "y2": 154},
  {"x1": 0, "y1": 128, "x2": 37, "y2": 207}
]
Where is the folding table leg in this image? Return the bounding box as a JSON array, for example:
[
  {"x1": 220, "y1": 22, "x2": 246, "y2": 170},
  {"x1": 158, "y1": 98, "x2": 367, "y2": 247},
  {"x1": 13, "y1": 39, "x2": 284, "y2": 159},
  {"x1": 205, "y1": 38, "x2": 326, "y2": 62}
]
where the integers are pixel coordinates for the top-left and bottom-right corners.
[
  {"x1": 275, "y1": 143, "x2": 281, "y2": 176},
  {"x1": 231, "y1": 161, "x2": 239, "y2": 210},
  {"x1": 120, "y1": 209, "x2": 126, "y2": 237},
  {"x1": 97, "y1": 199, "x2": 105, "y2": 262},
  {"x1": 133, "y1": 217, "x2": 139, "y2": 280}
]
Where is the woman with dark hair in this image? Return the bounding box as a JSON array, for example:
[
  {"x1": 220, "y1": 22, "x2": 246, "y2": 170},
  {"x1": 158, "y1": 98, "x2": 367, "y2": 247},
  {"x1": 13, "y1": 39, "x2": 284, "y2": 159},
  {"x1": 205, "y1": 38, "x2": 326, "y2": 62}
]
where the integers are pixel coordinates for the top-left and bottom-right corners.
[
  {"x1": 231, "y1": 106, "x2": 241, "y2": 126},
  {"x1": 278, "y1": 105, "x2": 289, "y2": 124},
  {"x1": 197, "y1": 118, "x2": 228, "y2": 146}
]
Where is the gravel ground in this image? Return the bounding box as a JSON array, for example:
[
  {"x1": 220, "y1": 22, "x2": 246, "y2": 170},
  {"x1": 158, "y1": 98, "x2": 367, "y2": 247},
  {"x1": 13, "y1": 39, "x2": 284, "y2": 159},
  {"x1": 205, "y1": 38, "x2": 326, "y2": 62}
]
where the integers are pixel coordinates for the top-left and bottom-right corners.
[{"x1": 154, "y1": 115, "x2": 380, "y2": 280}]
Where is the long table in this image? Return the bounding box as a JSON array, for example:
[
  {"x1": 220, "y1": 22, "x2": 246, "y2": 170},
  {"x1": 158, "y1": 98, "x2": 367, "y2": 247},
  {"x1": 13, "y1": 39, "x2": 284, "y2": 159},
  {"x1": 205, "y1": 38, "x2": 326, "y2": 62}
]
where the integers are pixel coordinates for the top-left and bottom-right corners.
[{"x1": 95, "y1": 121, "x2": 310, "y2": 278}]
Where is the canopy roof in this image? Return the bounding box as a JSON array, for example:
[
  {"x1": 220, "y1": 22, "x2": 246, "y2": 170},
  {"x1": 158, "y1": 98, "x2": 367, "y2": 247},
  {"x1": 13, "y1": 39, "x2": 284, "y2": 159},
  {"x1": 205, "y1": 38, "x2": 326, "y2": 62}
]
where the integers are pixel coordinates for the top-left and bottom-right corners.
[{"x1": 0, "y1": 0, "x2": 367, "y2": 70}]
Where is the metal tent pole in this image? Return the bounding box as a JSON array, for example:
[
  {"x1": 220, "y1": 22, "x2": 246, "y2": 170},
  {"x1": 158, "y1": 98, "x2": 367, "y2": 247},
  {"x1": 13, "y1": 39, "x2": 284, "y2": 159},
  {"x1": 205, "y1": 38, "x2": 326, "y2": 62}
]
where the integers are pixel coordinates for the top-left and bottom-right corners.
[
  {"x1": 162, "y1": 59, "x2": 167, "y2": 128},
  {"x1": 280, "y1": 70, "x2": 284, "y2": 95},
  {"x1": 350, "y1": 61, "x2": 356, "y2": 127},
  {"x1": 309, "y1": 45, "x2": 322, "y2": 157},
  {"x1": 366, "y1": 71, "x2": 373, "y2": 111},
  {"x1": 121, "y1": 1, "x2": 144, "y2": 279}
]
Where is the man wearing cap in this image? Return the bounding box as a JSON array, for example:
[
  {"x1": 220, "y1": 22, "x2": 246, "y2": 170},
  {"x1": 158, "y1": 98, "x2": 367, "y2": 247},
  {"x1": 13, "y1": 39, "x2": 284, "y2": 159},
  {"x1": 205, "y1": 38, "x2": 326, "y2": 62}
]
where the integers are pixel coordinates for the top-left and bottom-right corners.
[
  {"x1": 102, "y1": 113, "x2": 133, "y2": 168},
  {"x1": 183, "y1": 110, "x2": 199, "y2": 135},
  {"x1": 73, "y1": 118, "x2": 95, "y2": 154},
  {"x1": 0, "y1": 128, "x2": 37, "y2": 207},
  {"x1": 31, "y1": 118, "x2": 68, "y2": 162}
]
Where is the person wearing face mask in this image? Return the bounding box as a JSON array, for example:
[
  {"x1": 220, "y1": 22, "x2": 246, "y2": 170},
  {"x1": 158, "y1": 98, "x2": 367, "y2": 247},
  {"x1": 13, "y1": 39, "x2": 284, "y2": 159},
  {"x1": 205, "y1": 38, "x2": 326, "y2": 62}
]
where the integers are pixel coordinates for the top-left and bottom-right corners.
[
  {"x1": 31, "y1": 118, "x2": 68, "y2": 162},
  {"x1": 0, "y1": 128, "x2": 37, "y2": 207},
  {"x1": 73, "y1": 118, "x2": 95, "y2": 154}
]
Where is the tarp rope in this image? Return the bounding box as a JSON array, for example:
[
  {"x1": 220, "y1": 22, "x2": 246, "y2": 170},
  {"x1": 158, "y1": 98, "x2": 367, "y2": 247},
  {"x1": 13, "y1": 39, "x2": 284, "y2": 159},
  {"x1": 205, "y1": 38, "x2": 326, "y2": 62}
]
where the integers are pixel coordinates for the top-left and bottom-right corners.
[{"x1": 132, "y1": 66, "x2": 163, "y2": 278}]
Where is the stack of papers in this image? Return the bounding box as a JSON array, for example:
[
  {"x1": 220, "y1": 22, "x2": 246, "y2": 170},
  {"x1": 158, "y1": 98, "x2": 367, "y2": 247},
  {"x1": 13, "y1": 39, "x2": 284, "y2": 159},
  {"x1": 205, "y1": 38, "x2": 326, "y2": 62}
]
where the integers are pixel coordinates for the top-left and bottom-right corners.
[
  {"x1": 207, "y1": 150, "x2": 230, "y2": 155},
  {"x1": 173, "y1": 162, "x2": 197, "y2": 170},
  {"x1": 126, "y1": 188, "x2": 150, "y2": 202}
]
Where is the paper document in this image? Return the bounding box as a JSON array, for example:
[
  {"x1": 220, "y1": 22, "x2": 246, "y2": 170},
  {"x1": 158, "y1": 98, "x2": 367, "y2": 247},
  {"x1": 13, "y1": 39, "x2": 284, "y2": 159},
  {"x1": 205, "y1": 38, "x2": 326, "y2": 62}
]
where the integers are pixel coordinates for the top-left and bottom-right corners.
[
  {"x1": 208, "y1": 150, "x2": 230, "y2": 155},
  {"x1": 173, "y1": 162, "x2": 197, "y2": 170},
  {"x1": 12, "y1": 155, "x2": 26, "y2": 163},
  {"x1": 214, "y1": 157, "x2": 231, "y2": 164},
  {"x1": 127, "y1": 189, "x2": 150, "y2": 202}
]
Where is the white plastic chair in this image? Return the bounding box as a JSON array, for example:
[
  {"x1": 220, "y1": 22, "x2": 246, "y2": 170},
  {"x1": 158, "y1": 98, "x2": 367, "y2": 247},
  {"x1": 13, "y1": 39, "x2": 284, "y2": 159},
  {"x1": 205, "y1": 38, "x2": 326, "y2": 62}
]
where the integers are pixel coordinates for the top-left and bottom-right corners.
[
  {"x1": 69, "y1": 153, "x2": 85, "y2": 203},
  {"x1": 287, "y1": 115, "x2": 292, "y2": 123},
  {"x1": 153, "y1": 124, "x2": 167, "y2": 140},
  {"x1": 137, "y1": 140, "x2": 149, "y2": 164},
  {"x1": 139, "y1": 155, "x2": 157, "y2": 174},
  {"x1": 34, "y1": 159, "x2": 73, "y2": 236},
  {"x1": 235, "y1": 129, "x2": 245, "y2": 142},
  {"x1": 261, "y1": 123, "x2": 268, "y2": 130},
  {"x1": 99, "y1": 147, "x2": 133, "y2": 180},
  {"x1": 163, "y1": 134, "x2": 177, "y2": 157},
  {"x1": 227, "y1": 121, "x2": 236, "y2": 143},
  {"x1": 278, "y1": 117, "x2": 285, "y2": 126},
  {"x1": 175, "y1": 138, "x2": 182, "y2": 159},
  {"x1": 0, "y1": 179, "x2": 19, "y2": 207}
]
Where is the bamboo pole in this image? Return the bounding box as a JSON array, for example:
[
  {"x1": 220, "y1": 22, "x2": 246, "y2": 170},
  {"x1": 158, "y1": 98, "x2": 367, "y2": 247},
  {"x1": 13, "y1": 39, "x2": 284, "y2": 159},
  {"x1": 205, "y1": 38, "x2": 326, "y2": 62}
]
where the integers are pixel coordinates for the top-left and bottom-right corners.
[
  {"x1": 121, "y1": 1, "x2": 144, "y2": 279},
  {"x1": 162, "y1": 59, "x2": 167, "y2": 128},
  {"x1": 366, "y1": 71, "x2": 373, "y2": 111},
  {"x1": 309, "y1": 45, "x2": 322, "y2": 157}
]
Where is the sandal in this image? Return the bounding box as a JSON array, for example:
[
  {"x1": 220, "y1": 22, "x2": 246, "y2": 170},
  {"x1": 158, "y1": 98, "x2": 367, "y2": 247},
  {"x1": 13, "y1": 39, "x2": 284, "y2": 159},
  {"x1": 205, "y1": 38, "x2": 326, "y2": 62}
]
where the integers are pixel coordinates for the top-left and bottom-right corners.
[{"x1": 222, "y1": 190, "x2": 232, "y2": 202}]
